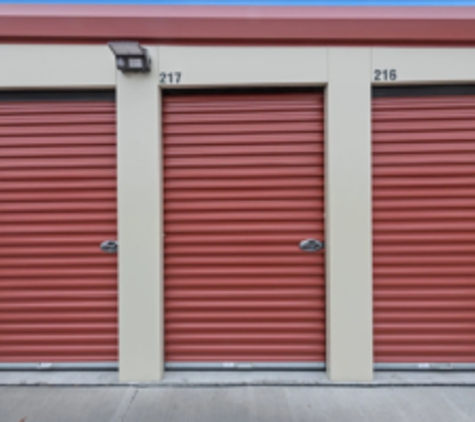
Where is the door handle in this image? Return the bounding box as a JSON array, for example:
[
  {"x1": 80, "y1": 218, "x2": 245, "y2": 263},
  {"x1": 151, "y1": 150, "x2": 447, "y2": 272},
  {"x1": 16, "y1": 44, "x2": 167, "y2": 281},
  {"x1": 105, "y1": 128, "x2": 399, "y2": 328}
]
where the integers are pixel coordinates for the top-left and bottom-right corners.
[
  {"x1": 100, "y1": 240, "x2": 118, "y2": 254},
  {"x1": 299, "y1": 239, "x2": 324, "y2": 252}
]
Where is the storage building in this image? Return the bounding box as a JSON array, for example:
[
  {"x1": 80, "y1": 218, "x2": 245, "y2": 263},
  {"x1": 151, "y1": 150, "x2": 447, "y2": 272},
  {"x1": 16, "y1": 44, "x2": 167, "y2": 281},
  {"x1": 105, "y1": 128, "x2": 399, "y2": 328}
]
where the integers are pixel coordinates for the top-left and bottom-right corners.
[{"x1": 0, "y1": 4, "x2": 474, "y2": 382}]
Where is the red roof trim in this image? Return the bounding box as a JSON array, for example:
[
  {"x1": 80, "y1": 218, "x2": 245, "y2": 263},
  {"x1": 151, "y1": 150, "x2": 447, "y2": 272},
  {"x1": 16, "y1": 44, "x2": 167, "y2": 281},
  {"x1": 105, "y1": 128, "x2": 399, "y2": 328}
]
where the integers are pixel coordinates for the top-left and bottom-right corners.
[{"x1": 0, "y1": 5, "x2": 475, "y2": 45}]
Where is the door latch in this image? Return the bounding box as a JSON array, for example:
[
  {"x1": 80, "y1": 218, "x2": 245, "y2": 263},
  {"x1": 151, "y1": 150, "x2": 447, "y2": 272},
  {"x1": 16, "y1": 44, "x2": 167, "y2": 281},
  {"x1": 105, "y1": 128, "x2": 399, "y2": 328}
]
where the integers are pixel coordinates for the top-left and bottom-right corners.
[
  {"x1": 100, "y1": 240, "x2": 118, "y2": 254},
  {"x1": 299, "y1": 239, "x2": 324, "y2": 253}
]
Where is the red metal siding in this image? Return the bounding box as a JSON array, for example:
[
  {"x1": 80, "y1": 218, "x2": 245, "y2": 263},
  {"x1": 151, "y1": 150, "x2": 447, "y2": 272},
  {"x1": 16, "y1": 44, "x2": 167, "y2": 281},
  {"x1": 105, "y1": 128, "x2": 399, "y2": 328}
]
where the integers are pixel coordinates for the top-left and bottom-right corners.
[
  {"x1": 1, "y1": 6, "x2": 475, "y2": 46},
  {"x1": 164, "y1": 90, "x2": 325, "y2": 362},
  {"x1": 0, "y1": 99, "x2": 117, "y2": 362},
  {"x1": 373, "y1": 94, "x2": 475, "y2": 363}
]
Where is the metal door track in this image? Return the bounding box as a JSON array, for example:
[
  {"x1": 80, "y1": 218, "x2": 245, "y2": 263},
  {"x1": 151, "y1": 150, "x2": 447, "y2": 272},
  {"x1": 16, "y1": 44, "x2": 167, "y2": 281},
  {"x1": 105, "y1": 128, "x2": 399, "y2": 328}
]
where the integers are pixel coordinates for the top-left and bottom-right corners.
[
  {"x1": 0, "y1": 363, "x2": 118, "y2": 371},
  {"x1": 375, "y1": 363, "x2": 475, "y2": 371},
  {"x1": 165, "y1": 362, "x2": 326, "y2": 371}
]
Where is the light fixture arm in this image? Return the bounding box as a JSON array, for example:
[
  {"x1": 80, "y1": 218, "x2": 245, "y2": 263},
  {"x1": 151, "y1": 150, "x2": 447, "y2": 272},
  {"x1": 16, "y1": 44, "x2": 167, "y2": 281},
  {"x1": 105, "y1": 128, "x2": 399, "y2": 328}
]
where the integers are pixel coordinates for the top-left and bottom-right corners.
[{"x1": 108, "y1": 41, "x2": 151, "y2": 73}]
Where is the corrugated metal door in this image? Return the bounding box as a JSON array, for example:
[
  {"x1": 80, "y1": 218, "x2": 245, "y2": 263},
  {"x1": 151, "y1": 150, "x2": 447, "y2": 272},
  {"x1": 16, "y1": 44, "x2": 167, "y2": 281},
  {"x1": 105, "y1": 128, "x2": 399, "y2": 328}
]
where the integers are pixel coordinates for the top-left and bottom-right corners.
[
  {"x1": 164, "y1": 89, "x2": 325, "y2": 364},
  {"x1": 0, "y1": 91, "x2": 117, "y2": 363},
  {"x1": 373, "y1": 86, "x2": 475, "y2": 364}
]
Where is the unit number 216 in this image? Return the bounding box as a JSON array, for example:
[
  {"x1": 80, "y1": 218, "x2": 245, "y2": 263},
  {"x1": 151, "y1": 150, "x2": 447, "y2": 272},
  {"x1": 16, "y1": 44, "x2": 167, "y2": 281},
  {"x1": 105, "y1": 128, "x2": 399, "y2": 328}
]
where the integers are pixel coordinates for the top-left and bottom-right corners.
[{"x1": 374, "y1": 69, "x2": 397, "y2": 81}]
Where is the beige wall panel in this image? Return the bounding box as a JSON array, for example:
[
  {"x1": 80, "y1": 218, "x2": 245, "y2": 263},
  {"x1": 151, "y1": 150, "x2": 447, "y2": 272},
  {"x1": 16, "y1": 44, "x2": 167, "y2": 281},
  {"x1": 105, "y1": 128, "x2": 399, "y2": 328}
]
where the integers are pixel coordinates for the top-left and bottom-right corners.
[
  {"x1": 117, "y1": 47, "x2": 163, "y2": 382},
  {"x1": 326, "y1": 48, "x2": 373, "y2": 382},
  {"x1": 373, "y1": 48, "x2": 475, "y2": 84},
  {"x1": 0, "y1": 45, "x2": 115, "y2": 88},
  {"x1": 158, "y1": 46, "x2": 327, "y2": 87}
]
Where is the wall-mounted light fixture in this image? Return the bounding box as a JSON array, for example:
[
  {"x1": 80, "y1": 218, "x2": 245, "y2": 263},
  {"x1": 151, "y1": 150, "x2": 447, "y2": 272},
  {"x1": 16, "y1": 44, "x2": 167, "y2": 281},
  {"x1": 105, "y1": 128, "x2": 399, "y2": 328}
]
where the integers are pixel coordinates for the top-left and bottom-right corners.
[{"x1": 108, "y1": 41, "x2": 151, "y2": 73}]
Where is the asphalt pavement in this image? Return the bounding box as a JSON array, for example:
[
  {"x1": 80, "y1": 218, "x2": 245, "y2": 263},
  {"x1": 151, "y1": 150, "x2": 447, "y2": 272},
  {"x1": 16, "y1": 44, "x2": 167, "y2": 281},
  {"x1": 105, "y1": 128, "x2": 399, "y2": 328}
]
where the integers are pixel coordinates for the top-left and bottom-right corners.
[{"x1": 1, "y1": 385, "x2": 475, "y2": 422}]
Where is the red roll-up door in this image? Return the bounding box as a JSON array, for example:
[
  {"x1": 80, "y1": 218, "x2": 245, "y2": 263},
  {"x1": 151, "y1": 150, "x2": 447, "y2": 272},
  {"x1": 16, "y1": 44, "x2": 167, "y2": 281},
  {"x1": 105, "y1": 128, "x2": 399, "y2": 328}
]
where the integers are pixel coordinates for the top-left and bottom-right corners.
[
  {"x1": 373, "y1": 87, "x2": 475, "y2": 364},
  {"x1": 0, "y1": 91, "x2": 117, "y2": 363},
  {"x1": 164, "y1": 89, "x2": 325, "y2": 364}
]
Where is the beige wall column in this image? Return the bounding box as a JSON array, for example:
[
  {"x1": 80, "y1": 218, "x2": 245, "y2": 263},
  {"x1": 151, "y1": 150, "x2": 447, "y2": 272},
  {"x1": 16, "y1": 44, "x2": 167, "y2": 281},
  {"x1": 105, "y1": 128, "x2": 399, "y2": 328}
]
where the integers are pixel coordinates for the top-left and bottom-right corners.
[
  {"x1": 116, "y1": 47, "x2": 163, "y2": 382},
  {"x1": 325, "y1": 48, "x2": 373, "y2": 382}
]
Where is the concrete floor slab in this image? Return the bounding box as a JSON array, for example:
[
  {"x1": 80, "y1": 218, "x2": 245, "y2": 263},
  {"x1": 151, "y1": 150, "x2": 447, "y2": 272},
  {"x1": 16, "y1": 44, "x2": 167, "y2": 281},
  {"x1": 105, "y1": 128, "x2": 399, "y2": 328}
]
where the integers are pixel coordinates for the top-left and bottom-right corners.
[
  {"x1": 0, "y1": 371, "x2": 475, "y2": 386},
  {"x1": 250, "y1": 387, "x2": 293, "y2": 422},
  {"x1": 285, "y1": 388, "x2": 403, "y2": 422},
  {"x1": 124, "y1": 387, "x2": 254, "y2": 422},
  {"x1": 0, "y1": 387, "x2": 129, "y2": 422},
  {"x1": 2, "y1": 386, "x2": 474, "y2": 422},
  {"x1": 437, "y1": 388, "x2": 475, "y2": 420},
  {"x1": 0, "y1": 370, "x2": 119, "y2": 385}
]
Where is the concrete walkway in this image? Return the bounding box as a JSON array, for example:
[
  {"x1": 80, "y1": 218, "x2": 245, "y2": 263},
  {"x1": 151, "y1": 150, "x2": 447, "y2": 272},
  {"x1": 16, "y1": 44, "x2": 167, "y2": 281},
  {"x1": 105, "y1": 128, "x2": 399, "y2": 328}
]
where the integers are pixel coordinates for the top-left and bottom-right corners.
[
  {"x1": 1, "y1": 385, "x2": 475, "y2": 422},
  {"x1": 1, "y1": 370, "x2": 475, "y2": 386}
]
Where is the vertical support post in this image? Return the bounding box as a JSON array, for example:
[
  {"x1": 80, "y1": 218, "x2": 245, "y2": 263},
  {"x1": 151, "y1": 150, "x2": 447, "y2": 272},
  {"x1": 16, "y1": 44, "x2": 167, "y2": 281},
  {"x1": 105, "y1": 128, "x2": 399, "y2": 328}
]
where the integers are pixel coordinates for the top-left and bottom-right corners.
[
  {"x1": 325, "y1": 48, "x2": 373, "y2": 381},
  {"x1": 116, "y1": 47, "x2": 163, "y2": 381}
]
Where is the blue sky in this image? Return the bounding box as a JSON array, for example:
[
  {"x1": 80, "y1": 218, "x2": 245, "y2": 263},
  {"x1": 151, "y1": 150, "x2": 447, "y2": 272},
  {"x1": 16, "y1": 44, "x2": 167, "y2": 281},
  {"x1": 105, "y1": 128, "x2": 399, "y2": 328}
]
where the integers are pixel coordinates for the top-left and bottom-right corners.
[{"x1": 1, "y1": 0, "x2": 475, "y2": 5}]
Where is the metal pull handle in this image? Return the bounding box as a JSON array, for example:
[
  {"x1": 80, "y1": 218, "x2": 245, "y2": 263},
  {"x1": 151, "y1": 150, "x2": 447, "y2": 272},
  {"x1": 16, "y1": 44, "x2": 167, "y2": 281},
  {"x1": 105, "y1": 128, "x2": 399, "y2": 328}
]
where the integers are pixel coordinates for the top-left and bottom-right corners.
[
  {"x1": 299, "y1": 239, "x2": 324, "y2": 253},
  {"x1": 100, "y1": 240, "x2": 118, "y2": 254}
]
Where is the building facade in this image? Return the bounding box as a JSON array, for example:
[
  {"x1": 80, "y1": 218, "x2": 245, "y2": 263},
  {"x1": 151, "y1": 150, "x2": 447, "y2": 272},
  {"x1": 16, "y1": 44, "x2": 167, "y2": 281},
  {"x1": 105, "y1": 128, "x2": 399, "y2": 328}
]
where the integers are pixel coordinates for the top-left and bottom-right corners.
[{"x1": 0, "y1": 5, "x2": 474, "y2": 382}]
